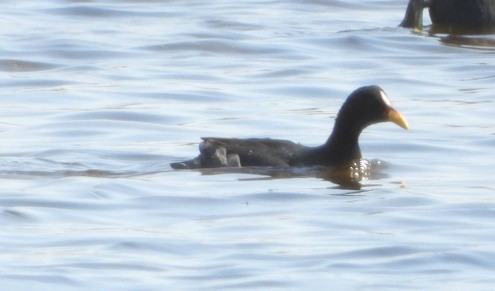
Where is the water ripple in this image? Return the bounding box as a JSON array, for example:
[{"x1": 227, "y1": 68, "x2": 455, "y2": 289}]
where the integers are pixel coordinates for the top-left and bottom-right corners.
[
  {"x1": 1, "y1": 0, "x2": 495, "y2": 290},
  {"x1": 0, "y1": 59, "x2": 59, "y2": 72}
]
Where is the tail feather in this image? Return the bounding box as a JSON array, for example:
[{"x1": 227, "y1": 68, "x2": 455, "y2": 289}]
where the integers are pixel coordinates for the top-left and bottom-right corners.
[{"x1": 170, "y1": 157, "x2": 201, "y2": 169}]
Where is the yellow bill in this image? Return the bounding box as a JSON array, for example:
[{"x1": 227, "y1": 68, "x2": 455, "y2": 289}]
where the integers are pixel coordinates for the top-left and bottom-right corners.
[{"x1": 387, "y1": 108, "x2": 409, "y2": 130}]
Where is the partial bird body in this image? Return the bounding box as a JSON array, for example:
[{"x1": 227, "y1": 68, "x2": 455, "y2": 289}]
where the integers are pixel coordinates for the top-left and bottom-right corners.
[
  {"x1": 178, "y1": 138, "x2": 307, "y2": 169},
  {"x1": 171, "y1": 86, "x2": 408, "y2": 170},
  {"x1": 401, "y1": 0, "x2": 495, "y2": 33}
]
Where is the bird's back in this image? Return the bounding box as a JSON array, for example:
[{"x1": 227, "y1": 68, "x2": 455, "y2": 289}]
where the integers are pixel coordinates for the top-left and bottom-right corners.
[
  {"x1": 429, "y1": 0, "x2": 495, "y2": 31},
  {"x1": 200, "y1": 137, "x2": 309, "y2": 167}
]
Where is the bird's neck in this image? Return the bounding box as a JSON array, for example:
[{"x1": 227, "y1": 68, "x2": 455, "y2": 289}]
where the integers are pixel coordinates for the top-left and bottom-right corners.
[{"x1": 322, "y1": 117, "x2": 363, "y2": 164}]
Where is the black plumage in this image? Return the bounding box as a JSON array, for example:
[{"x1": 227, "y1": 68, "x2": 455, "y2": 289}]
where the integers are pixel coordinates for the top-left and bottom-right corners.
[
  {"x1": 401, "y1": 0, "x2": 495, "y2": 33},
  {"x1": 171, "y1": 86, "x2": 408, "y2": 170}
]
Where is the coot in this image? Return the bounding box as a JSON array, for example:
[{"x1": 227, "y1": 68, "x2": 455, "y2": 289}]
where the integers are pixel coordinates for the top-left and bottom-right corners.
[
  {"x1": 401, "y1": 0, "x2": 495, "y2": 33},
  {"x1": 171, "y1": 86, "x2": 408, "y2": 169}
]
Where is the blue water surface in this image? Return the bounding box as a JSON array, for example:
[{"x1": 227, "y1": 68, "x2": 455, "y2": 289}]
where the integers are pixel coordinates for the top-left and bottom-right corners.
[{"x1": 1, "y1": 0, "x2": 495, "y2": 289}]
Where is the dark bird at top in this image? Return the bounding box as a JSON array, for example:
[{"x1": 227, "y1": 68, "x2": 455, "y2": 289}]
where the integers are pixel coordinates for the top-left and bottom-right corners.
[
  {"x1": 171, "y1": 86, "x2": 408, "y2": 170},
  {"x1": 401, "y1": 0, "x2": 495, "y2": 33}
]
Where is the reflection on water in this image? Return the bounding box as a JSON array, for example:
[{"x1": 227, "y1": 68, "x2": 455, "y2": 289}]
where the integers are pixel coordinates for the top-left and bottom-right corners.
[
  {"x1": 419, "y1": 24, "x2": 495, "y2": 49},
  {"x1": 196, "y1": 159, "x2": 386, "y2": 190},
  {"x1": 428, "y1": 24, "x2": 495, "y2": 36},
  {"x1": 438, "y1": 34, "x2": 495, "y2": 50}
]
